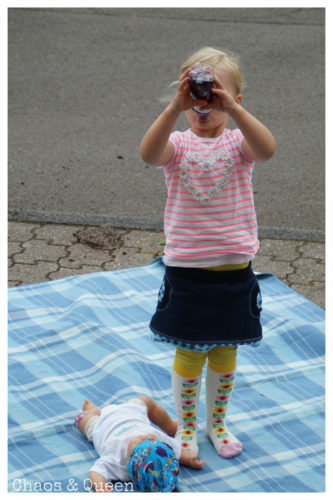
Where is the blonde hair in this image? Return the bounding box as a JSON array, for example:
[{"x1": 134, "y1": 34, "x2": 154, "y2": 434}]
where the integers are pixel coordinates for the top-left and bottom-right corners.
[{"x1": 180, "y1": 47, "x2": 244, "y2": 95}]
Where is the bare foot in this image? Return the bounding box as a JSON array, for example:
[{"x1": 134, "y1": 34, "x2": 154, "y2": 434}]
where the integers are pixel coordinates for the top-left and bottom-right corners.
[
  {"x1": 76, "y1": 401, "x2": 101, "y2": 436},
  {"x1": 82, "y1": 399, "x2": 101, "y2": 416}
]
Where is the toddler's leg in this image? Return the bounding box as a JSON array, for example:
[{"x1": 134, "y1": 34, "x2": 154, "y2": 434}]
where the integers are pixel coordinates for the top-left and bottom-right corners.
[
  {"x1": 206, "y1": 346, "x2": 242, "y2": 458},
  {"x1": 172, "y1": 348, "x2": 207, "y2": 457},
  {"x1": 75, "y1": 400, "x2": 101, "y2": 441}
]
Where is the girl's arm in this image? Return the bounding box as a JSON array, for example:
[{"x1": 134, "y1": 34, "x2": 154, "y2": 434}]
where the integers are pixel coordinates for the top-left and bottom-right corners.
[
  {"x1": 230, "y1": 104, "x2": 276, "y2": 161},
  {"x1": 210, "y1": 76, "x2": 276, "y2": 162},
  {"x1": 140, "y1": 69, "x2": 207, "y2": 166},
  {"x1": 139, "y1": 104, "x2": 179, "y2": 166}
]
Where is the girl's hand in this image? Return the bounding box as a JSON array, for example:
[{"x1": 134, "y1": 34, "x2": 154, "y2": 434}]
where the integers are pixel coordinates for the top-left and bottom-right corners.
[
  {"x1": 169, "y1": 69, "x2": 207, "y2": 114},
  {"x1": 209, "y1": 74, "x2": 239, "y2": 115}
]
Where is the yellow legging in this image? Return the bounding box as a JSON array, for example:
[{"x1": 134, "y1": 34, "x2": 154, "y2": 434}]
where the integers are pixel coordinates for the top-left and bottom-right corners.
[{"x1": 173, "y1": 346, "x2": 237, "y2": 377}]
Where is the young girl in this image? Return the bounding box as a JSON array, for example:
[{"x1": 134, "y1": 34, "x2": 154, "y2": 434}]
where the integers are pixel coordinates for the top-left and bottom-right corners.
[{"x1": 140, "y1": 47, "x2": 276, "y2": 460}]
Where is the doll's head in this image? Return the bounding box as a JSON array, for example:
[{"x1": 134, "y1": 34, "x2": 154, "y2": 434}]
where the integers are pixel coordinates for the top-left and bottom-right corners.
[
  {"x1": 181, "y1": 46, "x2": 244, "y2": 96},
  {"x1": 127, "y1": 438, "x2": 180, "y2": 492}
]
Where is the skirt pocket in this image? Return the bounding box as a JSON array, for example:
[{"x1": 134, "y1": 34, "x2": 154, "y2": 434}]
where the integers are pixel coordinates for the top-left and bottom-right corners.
[
  {"x1": 156, "y1": 273, "x2": 173, "y2": 311},
  {"x1": 249, "y1": 279, "x2": 262, "y2": 319}
]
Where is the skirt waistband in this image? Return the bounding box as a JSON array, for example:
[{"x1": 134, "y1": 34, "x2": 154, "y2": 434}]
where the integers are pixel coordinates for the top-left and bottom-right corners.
[
  {"x1": 166, "y1": 262, "x2": 253, "y2": 285},
  {"x1": 203, "y1": 262, "x2": 250, "y2": 271}
]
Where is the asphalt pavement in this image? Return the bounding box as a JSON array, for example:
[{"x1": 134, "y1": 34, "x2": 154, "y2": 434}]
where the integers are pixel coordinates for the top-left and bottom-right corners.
[
  {"x1": 7, "y1": 8, "x2": 325, "y2": 310},
  {"x1": 8, "y1": 8, "x2": 325, "y2": 239}
]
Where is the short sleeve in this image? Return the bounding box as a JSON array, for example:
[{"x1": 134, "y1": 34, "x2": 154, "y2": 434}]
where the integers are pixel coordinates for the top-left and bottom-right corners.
[
  {"x1": 232, "y1": 128, "x2": 255, "y2": 166},
  {"x1": 89, "y1": 453, "x2": 129, "y2": 482},
  {"x1": 89, "y1": 456, "x2": 118, "y2": 482},
  {"x1": 158, "y1": 131, "x2": 182, "y2": 169},
  {"x1": 164, "y1": 435, "x2": 182, "y2": 460}
]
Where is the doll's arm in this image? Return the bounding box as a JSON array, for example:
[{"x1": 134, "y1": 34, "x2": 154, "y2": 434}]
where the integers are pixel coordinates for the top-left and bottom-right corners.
[
  {"x1": 137, "y1": 396, "x2": 177, "y2": 437},
  {"x1": 179, "y1": 449, "x2": 205, "y2": 469},
  {"x1": 88, "y1": 471, "x2": 113, "y2": 493}
]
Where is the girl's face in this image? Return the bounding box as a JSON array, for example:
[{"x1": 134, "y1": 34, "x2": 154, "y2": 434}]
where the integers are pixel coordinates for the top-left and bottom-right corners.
[{"x1": 185, "y1": 67, "x2": 241, "y2": 138}]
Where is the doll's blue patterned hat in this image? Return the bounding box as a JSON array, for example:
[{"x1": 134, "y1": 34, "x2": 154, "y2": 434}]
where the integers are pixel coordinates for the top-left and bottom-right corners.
[{"x1": 127, "y1": 438, "x2": 180, "y2": 492}]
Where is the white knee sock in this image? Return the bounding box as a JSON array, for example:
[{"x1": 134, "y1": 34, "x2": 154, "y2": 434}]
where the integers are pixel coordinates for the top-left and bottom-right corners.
[
  {"x1": 205, "y1": 365, "x2": 242, "y2": 458},
  {"x1": 172, "y1": 369, "x2": 202, "y2": 457}
]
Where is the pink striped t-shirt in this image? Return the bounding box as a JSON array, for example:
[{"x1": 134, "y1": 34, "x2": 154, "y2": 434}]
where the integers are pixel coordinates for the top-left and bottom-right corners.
[{"x1": 160, "y1": 127, "x2": 259, "y2": 267}]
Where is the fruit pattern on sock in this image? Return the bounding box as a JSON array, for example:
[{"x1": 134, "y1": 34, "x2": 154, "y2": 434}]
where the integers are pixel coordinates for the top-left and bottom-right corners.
[
  {"x1": 211, "y1": 371, "x2": 234, "y2": 445},
  {"x1": 178, "y1": 378, "x2": 199, "y2": 451}
]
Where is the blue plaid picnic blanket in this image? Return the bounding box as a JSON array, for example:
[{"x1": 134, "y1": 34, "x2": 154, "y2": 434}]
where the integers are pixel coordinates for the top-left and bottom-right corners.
[{"x1": 8, "y1": 258, "x2": 325, "y2": 493}]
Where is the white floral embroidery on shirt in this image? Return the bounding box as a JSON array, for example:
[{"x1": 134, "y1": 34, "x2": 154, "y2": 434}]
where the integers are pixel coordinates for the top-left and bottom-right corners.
[{"x1": 180, "y1": 151, "x2": 235, "y2": 204}]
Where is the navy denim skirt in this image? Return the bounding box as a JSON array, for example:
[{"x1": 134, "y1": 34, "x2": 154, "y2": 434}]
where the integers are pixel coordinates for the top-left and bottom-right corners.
[{"x1": 149, "y1": 264, "x2": 262, "y2": 347}]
